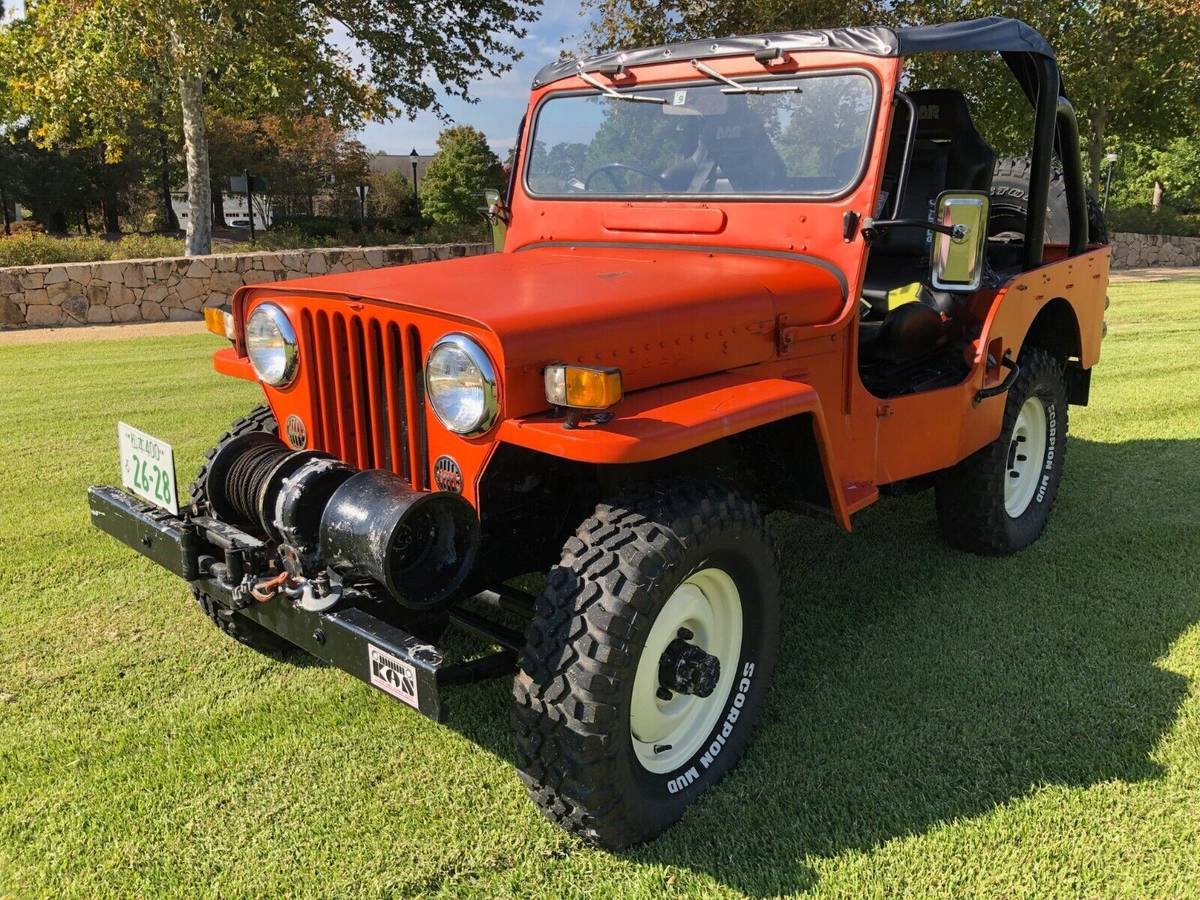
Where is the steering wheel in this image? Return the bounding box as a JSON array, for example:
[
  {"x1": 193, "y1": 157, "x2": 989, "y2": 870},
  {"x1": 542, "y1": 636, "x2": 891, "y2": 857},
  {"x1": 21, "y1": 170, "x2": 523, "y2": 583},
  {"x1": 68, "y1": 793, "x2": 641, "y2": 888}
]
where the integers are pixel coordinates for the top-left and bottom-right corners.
[{"x1": 583, "y1": 163, "x2": 667, "y2": 193}]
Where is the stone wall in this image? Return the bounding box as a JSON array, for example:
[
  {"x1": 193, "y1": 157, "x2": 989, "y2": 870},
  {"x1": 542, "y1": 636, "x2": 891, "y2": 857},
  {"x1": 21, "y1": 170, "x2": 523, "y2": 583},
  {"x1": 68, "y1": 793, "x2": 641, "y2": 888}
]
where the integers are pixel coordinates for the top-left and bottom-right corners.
[
  {"x1": 1109, "y1": 232, "x2": 1200, "y2": 270},
  {"x1": 0, "y1": 242, "x2": 490, "y2": 328}
]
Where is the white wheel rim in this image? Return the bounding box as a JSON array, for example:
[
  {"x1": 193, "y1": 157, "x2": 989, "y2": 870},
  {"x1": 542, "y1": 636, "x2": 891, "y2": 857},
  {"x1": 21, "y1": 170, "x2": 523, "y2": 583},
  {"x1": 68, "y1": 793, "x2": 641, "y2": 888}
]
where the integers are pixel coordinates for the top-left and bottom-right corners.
[
  {"x1": 1004, "y1": 395, "x2": 1049, "y2": 517},
  {"x1": 630, "y1": 567, "x2": 743, "y2": 774}
]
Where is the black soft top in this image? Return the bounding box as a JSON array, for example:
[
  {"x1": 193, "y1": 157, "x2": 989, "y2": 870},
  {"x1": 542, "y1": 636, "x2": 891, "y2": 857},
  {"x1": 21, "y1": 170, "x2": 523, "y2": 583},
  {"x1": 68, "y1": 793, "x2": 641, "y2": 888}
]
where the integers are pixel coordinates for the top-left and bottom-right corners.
[{"x1": 532, "y1": 16, "x2": 1054, "y2": 88}]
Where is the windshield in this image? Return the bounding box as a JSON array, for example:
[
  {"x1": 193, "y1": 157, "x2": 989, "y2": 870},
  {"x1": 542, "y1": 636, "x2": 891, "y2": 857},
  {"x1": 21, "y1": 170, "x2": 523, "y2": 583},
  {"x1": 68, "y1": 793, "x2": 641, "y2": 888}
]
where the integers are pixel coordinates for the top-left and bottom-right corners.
[{"x1": 524, "y1": 71, "x2": 876, "y2": 198}]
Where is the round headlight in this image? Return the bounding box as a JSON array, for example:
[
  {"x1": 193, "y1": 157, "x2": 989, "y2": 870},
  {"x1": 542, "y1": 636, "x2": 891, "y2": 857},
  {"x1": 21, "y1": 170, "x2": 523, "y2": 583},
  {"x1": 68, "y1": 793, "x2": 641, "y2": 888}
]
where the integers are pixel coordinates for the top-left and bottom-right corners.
[
  {"x1": 246, "y1": 303, "x2": 298, "y2": 387},
  {"x1": 425, "y1": 334, "x2": 499, "y2": 435}
]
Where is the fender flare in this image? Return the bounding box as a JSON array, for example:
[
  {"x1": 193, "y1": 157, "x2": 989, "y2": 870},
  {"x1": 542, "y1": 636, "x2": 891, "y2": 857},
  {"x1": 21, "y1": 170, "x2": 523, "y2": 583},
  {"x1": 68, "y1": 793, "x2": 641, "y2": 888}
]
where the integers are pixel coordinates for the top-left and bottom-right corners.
[{"x1": 495, "y1": 370, "x2": 855, "y2": 529}]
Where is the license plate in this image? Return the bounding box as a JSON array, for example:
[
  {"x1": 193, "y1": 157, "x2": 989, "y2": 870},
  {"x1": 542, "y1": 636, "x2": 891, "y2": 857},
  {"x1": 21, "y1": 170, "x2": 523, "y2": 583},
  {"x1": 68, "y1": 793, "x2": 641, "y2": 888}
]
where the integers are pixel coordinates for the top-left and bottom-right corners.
[{"x1": 118, "y1": 422, "x2": 179, "y2": 515}]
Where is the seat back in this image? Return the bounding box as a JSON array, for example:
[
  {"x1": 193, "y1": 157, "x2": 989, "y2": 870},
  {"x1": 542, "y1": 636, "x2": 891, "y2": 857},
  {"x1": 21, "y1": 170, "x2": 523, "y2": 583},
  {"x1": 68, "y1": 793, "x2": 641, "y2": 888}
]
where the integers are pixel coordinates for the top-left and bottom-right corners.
[
  {"x1": 862, "y1": 90, "x2": 995, "y2": 306},
  {"x1": 872, "y1": 89, "x2": 995, "y2": 260}
]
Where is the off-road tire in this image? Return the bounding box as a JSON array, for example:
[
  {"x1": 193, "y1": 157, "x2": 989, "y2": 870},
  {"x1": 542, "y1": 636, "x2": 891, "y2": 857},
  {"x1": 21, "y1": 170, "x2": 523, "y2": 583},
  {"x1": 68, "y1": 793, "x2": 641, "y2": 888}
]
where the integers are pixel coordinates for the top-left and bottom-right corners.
[
  {"x1": 188, "y1": 406, "x2": 288, "y2": 653},
  {"x1": 511, "y1": 481, "x2": 782, "y2": 848},
  {"x1": 989, "y1": 156, "x2": 1108, "y2": 245},
  {"x1": 935, "y1": 348, "x2": 1068, "y2": 554}
]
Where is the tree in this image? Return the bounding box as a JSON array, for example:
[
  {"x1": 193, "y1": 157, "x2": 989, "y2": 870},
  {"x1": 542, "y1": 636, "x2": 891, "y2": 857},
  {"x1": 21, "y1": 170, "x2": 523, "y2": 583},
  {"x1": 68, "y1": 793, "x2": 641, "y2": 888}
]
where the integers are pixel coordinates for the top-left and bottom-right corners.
[
  {"x1": 583, "y1": 0, "x2": 1200, "y2": 191},
  {"x1": 583, "y1": 0, "x2": 879, "y2": 52},
  {"x1": 207, "y1": 115, "x2": 270, "y2": 228},
  {"x1": 1, "y1": 0, "x2": 540, "y2": 254},
  {"x1": 367, "y1": 168, "x2": 422, "y2": 230},
  {"x1": 893, "y1": 1, "x2": 1200, "y2": 190},
  {"x1": 420, "y1": 126, "x2": 504, "y2": 225}
]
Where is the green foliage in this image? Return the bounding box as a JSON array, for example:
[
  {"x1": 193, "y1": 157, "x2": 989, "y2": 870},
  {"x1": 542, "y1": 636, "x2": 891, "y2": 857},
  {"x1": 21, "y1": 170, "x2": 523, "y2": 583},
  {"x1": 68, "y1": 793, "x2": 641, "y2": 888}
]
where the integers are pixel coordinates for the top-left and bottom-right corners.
[
  {"x1": 0, "y1": 232, "x2": 185, "y2": 267},
  {"x1": 582, "y1": 1, "x2": 1200, "y2": 190},
  {"x1": 1, "y1": 0, "x2": 540, "y2": 253},
  {"x1": 366, "y1": 168, "x2": 422, "y2": 231},
  {"x1": 419, "y1": 126, "x2": 504, "y2": 226},
  {"x1": 1102, "y1": 135, "x2": 1200, "y2": 235},
  {"x1": 1106, "y1": 206, "x2": 1200, "y2": 237}
]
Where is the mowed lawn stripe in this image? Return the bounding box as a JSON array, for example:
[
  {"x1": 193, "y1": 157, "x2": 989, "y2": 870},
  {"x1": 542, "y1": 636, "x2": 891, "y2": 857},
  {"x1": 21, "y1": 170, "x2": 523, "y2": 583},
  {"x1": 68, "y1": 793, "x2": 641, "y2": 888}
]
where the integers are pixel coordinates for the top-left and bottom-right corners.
[{"x1": 1, "y1": 279, "x2": 1198, "y2": 897}]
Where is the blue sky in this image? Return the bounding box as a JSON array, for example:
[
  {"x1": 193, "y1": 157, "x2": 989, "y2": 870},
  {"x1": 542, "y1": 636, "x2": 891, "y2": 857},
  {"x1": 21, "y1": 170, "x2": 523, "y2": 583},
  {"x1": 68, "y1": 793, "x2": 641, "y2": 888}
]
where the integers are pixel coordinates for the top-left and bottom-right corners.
[
  {"x1": 360, "y1": 1, "x2": 594, "y2": 158},
  {"x1": 3, "y1": 0, "x2": 592, "y2": 157}
]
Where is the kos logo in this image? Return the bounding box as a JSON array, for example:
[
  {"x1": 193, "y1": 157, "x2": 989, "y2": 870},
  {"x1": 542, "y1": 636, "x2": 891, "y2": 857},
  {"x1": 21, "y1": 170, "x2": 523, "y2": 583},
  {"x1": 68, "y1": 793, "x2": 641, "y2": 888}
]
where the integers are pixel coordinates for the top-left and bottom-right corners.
[
  {"x1": 368, "y1": 644, "x2": 420, "y2": 709},
  {"x1": 918, "y1": 104, "x2": 941, "y2": 121}
]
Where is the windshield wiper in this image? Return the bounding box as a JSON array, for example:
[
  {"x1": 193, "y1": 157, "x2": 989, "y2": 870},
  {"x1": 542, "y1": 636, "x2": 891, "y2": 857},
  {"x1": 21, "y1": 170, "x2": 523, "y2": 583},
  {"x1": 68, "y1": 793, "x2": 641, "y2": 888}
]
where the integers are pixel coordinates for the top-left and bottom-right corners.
[
  {"x1": 689, "y1": 59, "x2": 801, "y2": 94},
  {"x1": 576, "y1": 67, "x2": 666, "y2": 105}
]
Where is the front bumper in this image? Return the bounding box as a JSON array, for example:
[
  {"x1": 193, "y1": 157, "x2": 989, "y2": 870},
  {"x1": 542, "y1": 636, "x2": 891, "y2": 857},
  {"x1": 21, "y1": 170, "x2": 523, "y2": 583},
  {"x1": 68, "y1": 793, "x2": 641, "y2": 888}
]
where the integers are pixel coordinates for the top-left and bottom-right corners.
[{"x1": 88, "y1": 485, "x2": 519, "y2": 721}]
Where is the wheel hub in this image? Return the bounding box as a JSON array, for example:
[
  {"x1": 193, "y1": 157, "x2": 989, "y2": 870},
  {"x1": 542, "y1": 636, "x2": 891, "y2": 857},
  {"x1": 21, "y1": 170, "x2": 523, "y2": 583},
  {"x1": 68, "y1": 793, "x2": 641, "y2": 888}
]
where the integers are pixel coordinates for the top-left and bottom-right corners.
[
  {"x1": 629, "y1": 567, "x2": 743, "y2": 774},
  {"x1": 1004, "y1": 395, "x2": 1049, "y2": 518},
  {"x1": 658, "y1": 630, "x2": 720, "y2": 699}
]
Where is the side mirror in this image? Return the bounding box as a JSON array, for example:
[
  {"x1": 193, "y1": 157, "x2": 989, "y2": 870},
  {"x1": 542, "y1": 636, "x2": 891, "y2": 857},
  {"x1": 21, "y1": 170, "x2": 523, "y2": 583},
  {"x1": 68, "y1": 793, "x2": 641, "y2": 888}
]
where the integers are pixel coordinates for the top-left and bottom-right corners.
[
  {"x1": 931, "y1": 191, "x2": 989, "y2": 291},
  {"x1": 482, "y1": 188, "x2": 508, "y2": 252}
]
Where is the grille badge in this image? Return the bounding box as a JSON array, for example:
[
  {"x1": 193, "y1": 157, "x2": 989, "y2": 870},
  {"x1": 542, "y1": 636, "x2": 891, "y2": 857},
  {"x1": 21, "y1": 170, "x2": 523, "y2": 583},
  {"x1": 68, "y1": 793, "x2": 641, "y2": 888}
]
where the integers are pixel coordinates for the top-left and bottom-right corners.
[
  {"x1": 285, "y1": 415, "x2": 308, "y2": 449},
  {"x1": 433, "y1": 456, "x2": 464, "y2": 493}
]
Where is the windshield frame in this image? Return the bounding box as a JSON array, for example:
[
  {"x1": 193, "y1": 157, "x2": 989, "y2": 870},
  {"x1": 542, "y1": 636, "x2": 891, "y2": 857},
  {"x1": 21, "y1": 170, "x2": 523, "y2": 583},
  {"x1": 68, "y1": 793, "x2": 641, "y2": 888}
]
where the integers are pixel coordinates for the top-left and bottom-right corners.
[{"x1": 521, "y1": 65, "x2": 881, "y2": 203}]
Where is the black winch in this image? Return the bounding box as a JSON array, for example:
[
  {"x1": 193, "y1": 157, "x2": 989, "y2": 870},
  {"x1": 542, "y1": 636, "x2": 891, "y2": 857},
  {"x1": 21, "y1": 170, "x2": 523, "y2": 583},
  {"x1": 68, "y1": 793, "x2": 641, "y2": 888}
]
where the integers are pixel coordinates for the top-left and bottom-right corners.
[{"x1": 203, "y1": 433, "x2": 479, "y2": 610}]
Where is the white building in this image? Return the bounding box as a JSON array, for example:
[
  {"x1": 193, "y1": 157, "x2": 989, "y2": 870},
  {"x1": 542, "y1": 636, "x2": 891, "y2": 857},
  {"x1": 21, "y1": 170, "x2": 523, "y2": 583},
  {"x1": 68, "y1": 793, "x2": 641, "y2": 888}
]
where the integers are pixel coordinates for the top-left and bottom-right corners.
[{"x1": 171, "y1": 193, "x2": 272, "y2": 229}]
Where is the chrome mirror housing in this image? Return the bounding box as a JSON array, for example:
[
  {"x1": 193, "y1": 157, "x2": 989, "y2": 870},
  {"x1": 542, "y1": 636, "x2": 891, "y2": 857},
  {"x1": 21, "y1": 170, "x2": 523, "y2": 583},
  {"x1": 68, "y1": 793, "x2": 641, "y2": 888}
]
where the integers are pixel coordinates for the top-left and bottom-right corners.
[{"x1": 931, "y1": 191, "x2": 989, "y2": 291}]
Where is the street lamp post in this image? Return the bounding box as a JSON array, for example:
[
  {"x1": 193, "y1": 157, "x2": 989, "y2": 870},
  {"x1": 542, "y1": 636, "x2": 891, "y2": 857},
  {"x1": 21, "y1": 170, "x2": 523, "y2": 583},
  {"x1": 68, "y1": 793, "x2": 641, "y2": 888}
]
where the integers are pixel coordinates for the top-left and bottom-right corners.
[
  {"x1": 409, "y1": 148, "x2": 420, "y2": 202},
  {"x1": 1103, "y1": 152, "x2": 1119, "y2": 214}
]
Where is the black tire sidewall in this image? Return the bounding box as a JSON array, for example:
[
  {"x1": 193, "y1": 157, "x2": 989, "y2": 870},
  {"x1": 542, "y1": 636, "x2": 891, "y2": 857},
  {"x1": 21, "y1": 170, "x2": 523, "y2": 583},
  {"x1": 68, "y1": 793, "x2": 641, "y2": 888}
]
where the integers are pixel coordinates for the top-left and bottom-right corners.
[
  {"x1": 1003, "y1": 361, "x2": 1066, "y2": 546},
  {"x1": 989, "y1": 176, "x2": 1070, "y2": 245},
  {"x1": 617, "y1": 528, "x2": 780, "y2": 833}
]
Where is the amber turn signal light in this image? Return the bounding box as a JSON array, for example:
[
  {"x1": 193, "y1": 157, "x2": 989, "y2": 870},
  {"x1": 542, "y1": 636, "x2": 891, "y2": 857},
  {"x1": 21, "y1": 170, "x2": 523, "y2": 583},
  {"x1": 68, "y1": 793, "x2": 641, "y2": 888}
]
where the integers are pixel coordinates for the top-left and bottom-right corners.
[
  {"x1": 204, "y1": 306, "x2": 235, "y2": 340},
  {"x1": 544, "y1": 364, "x2": 623, "y2": 410}
]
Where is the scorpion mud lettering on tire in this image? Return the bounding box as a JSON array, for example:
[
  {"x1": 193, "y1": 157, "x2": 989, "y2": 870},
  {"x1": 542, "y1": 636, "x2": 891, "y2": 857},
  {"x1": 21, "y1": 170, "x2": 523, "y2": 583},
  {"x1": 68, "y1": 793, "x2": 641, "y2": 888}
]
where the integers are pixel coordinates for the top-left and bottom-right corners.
[
  {"x1": 935, "y1": 348, "x2": 1069, "y2": 555},
  {"x1": 511, "y1": 481, "x2": 781, "y2": 848}
]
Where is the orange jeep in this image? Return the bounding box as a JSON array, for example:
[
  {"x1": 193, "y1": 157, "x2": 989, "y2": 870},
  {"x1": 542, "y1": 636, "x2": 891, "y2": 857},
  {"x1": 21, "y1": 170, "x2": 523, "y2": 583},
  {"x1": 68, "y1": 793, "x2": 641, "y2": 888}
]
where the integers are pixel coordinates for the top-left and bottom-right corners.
[{"x1": 90, "y1": 16, "x2": 1109, "y2": 848}]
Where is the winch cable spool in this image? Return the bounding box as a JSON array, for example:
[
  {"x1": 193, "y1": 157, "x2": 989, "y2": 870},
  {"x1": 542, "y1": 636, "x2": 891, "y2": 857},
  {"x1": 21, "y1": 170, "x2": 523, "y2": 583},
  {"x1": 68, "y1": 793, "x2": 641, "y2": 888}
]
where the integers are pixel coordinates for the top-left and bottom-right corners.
[
  {"x1": 221, "y1": 438, "x2": 293, "y2": 534},
  {"x1": 208, "y1": 434, "x2": 480, "y2": 609}
]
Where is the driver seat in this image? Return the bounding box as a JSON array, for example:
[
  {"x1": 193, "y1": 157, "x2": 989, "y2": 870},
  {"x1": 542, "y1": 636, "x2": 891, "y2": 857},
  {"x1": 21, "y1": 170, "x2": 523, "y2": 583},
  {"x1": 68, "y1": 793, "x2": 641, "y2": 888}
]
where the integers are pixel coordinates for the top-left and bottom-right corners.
[
  {"x1": 859, "y1": 90, "x2": 994, "y2": 367},
  {"x1": 862, "y1": 89, "x2": 996, "y2": 309}
]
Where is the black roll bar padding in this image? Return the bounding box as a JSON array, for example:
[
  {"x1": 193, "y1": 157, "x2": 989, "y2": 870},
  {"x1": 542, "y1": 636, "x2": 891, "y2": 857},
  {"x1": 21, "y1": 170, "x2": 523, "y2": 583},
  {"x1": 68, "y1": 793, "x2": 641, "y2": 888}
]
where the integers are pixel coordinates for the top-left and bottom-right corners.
[
  {"x1": 1055, "y1": 97, "x2": 1089, "y2": 255},
  {"x1": 1023, "y1": 54, "x2": 1060, "y2": 271}
]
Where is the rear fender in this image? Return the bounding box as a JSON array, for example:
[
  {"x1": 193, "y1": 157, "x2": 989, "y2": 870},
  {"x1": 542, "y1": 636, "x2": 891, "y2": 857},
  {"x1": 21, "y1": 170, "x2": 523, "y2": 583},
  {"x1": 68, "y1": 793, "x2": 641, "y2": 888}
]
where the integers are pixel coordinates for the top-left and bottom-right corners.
[
  {"x1": 978, "y1": 247, "x2": 1109, "y2": 374},
  {"x1": 495, "y1": 371, "x2": 855, "y2": 529}
]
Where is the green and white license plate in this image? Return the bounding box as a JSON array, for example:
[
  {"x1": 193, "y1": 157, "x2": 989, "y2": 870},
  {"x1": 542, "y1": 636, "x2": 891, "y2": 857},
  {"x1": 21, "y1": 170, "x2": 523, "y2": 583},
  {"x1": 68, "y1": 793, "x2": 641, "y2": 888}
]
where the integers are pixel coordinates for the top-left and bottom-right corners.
[{"x1": 118, "y1": 422, "x2": 179, "y2": 515}]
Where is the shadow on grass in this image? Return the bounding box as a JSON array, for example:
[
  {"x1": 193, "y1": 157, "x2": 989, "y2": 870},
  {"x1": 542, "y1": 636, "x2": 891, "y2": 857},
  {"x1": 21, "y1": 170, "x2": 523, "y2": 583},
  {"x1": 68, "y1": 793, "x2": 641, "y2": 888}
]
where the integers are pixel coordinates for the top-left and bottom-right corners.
[
  {"x1": 272, "y1": 435, "x2": 1196, "y2": 895},
  {"x1": 435, "y1": 435, "x2": 1199, "y2": 894}
]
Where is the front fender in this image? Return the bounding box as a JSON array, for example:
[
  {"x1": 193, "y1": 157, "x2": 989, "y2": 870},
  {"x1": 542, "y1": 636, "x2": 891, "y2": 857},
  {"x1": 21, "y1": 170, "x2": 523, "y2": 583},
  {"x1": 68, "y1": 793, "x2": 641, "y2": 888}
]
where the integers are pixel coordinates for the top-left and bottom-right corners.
[{"x1": 496, "y1": 371, "x2": 854, "y2": 529}]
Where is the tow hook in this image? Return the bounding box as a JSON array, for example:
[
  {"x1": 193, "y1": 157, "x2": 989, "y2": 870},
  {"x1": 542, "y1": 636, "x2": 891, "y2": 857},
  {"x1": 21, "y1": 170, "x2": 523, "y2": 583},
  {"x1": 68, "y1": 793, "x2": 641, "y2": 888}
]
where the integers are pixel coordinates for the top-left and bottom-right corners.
[{"x1": 250, "y1": 569, "x2": 342, "y2": 613}]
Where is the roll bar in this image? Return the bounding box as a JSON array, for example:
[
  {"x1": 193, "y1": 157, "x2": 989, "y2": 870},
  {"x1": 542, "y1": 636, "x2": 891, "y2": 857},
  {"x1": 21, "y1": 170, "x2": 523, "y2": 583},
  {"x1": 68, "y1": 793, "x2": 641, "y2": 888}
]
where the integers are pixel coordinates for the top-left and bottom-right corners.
[{"x1": 1020, "y1": 53, "x2": 1088, "y2": 269}]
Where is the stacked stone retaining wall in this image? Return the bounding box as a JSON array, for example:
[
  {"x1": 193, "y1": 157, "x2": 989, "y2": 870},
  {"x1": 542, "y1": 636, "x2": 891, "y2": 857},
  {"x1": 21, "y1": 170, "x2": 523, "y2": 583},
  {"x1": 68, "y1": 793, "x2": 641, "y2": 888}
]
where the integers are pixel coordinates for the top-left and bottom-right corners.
[
  {"x1": 1109, "y1": 232, "x2": 1200, "y2": 270},
  {"x1": 0, "y1": 242, "x2": 490, "y2": 328}
]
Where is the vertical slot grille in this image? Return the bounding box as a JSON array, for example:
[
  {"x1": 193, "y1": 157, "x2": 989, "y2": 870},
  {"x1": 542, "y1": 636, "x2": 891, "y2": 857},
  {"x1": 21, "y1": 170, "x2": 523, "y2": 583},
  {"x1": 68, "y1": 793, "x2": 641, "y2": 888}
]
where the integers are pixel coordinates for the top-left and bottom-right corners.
[{"x1": 301, "y1": 308, "x2": 427, "y2": 485}]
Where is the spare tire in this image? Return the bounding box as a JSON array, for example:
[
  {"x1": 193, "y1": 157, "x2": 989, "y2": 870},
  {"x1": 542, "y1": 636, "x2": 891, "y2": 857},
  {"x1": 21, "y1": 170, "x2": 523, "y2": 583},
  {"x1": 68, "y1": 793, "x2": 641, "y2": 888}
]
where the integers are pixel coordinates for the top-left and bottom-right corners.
[{"x1": 988, "y1": 156, "x2": 1108, "y2": 246}]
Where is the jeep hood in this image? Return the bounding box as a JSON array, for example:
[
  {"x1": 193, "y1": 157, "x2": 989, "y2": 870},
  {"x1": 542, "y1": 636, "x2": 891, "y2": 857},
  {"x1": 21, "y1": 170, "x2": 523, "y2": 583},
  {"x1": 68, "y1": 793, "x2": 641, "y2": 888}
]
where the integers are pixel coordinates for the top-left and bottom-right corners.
[{"x1": 249, "y1": 244, "x2": 846, "y2": 415}]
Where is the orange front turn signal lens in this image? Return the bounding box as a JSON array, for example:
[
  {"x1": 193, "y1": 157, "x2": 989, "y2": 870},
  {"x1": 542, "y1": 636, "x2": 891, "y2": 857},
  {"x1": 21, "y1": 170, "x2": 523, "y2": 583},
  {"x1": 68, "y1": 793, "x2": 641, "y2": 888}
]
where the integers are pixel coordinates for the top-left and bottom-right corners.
[
  {"x1": 544, "y1": 365, "x2": 623, "y2": 410},
  {"x1": 204, "y1": 306, "x2": 235, "y2": 340}
]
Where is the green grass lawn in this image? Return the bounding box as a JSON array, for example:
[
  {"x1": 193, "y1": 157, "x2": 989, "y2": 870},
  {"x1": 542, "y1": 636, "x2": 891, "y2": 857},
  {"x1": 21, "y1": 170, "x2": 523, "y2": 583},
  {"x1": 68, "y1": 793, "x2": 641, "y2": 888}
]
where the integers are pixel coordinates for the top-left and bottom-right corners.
[{"x1": 1, "y1": 279, "x2": 1198, "y2": 897}]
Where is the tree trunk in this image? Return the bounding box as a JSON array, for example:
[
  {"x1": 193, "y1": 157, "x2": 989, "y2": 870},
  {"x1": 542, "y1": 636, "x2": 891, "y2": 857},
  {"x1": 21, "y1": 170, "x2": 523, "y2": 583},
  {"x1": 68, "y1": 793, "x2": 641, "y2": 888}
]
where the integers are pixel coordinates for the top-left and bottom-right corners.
[
  {"x1": 102, "y1": 197, "x2": 121, "y2": 234},
  {"x1": 212, "y1": 184, "x2": 227, "y2": 227},
  {"x1": 179, "y1": 73, "x2": 212, "y2": 256},
  {"x1": 158, "y1": 129, "x2": 179, "y2": 232},
  {"x1": 0, "y1": 181, "x2": 10, "y2": 236},
  {"x1": 1086, "y1": 104, "x2": 1108, "y2": 193}
]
